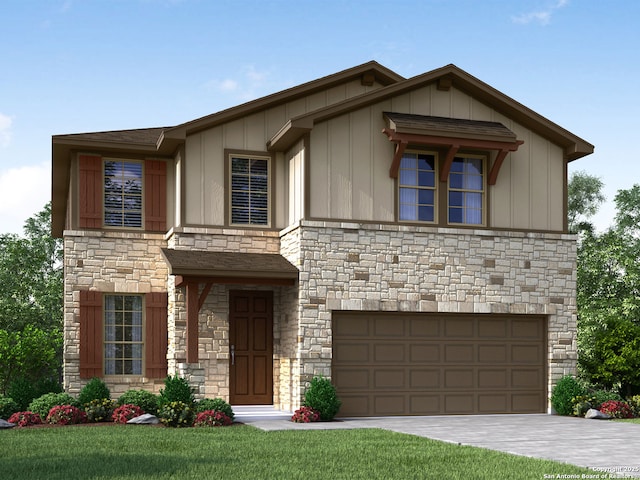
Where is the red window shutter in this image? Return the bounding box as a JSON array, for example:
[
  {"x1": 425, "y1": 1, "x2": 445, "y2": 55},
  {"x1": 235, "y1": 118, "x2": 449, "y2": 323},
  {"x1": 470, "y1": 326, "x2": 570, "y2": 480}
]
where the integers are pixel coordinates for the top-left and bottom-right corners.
[
  {"x1": 145, "y1": 160, "x2": 167, "y2": 232},
  {"x1": 79, "y1": 290, "x2": 103, "y2": 379},
  {"x1": 145, "y1": 292, "x2": 168, "y2": 378},
  {"x1": 78, "y1": 155, "x2": 103, "y2": 228}
]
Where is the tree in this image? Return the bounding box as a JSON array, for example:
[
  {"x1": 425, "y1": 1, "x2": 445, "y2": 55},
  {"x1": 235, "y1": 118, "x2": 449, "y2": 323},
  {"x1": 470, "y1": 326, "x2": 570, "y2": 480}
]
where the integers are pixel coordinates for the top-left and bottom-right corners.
[
  {"x1": 0, "y1": 203, "x2": 63, "y2": 392},
  {"x1": 567, "y1": 170, "x2": 605, "y2": 233},
  {"x1": 0, "y1": 203, "x2": 63, "y2": 332},
  {"x1": 576, "y1": 184, "x2": 640, "y2": 394}
]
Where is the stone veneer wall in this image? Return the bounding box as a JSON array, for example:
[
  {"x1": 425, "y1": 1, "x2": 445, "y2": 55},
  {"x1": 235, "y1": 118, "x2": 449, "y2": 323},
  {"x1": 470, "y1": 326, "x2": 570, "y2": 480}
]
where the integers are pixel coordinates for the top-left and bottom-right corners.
[
  {"x1": 165, "y1": 227, "x2": 298, "y2": 406},
  {"x1": 63, "y1": 230, "x2": 169, "y2": 397},
  {"x1": 280, "y1": 220, "x2": 578, "y2": 412}
]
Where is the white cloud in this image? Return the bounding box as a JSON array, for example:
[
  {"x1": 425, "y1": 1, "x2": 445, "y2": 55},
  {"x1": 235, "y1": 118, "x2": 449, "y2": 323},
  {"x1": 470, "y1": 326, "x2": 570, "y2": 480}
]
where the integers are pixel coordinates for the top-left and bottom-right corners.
[
  {"x1": 0, "y1": 113, "x2": 13, "y2": 148},
  {"x1": 512, "y1": 0, "x2": 569, "y2": 25},
  {"x1": 0, "y1": 163, "x2": 51, "y2": 235},
  {"x1": 206, "y1": 65, "x2": 272, "y2": 103}
]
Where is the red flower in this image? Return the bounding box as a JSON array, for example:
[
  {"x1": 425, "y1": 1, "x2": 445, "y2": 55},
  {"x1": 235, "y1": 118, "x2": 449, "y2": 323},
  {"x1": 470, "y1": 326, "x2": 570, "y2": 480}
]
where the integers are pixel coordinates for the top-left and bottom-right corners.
[
  {"x1": 194, "y1": 410, "x2": 232, "y2": 427},
  {"x1": 291, "y1": 406, "x2": 320, "y2": 423},
  {"x1": 599, "y1": 400, "x2": 634, "y2": 419},
  {"x1": 112, "y1": 404, "x2": 145, "y2": 424},
  {"x1": 47, "y1": 405, "x2": 87, "y2": 425},
  {"x1": 8, "y1": 411, "x2": 42, "y2": 427}
]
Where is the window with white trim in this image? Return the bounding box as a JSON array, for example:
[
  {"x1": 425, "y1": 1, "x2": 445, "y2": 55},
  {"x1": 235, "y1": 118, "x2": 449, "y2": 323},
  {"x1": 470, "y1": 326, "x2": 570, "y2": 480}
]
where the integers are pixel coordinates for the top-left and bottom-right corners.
[
  {"x1": 398, "y1": 152, "x2": 437, "y2": 223},
  {"x1": 229, "y1": 155, "x2": 270, "y2": 226},
  {"x1": 104, "y1": 295, "x2": 143, "y2": 375},
  {"x1": 448, "y1": 156, "x2": 485, "y2": 225}
]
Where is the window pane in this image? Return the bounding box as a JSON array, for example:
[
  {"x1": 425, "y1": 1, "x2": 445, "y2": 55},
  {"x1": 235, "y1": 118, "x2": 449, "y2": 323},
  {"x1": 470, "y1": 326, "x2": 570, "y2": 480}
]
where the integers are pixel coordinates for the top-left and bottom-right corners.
[
  {"x1": 465, "y1": 158, "x2": 482, "y2": 174},
  {"x1": 466, "y1": 192, "x2": 483, "y2": 209},
  {"x1": 418, "y1": 170, "x2": 435, "y2": 187},
  {"x1": 465, "y1": 174, "x2": 483, "y2": 191},
  {"x1": 399, "y1": 188, "x2": 416, "y2": 204},
  {"x1": 418, "y1": 206, "x2": 434, "y2": 222},
  {"x1": 449, "y1": 207, "x2": 463, "y2": 223},
  {"x1": 450, "y1": 173, "x2": 463, "y2": 189},
  {"x1": 399, "y1": 169, "x2": 416, "y2": 186},
  {"x1": 450, "y1": 160, "x2": 464, "y2": 173},
  {"x1": 399, "y1": 204, "x2": 416, "y2": 221},
  {"x1": 418, "y1": 189, "x2": 434, "y2": 205},
  {"x1": 449, "y1": 191, "x2": 463, "y2": 207},
  {"x1": 232, "y1": 208, "x2": 249, "y2": 224},
  {"x1": 400, "y1": 155, "x2": 417, "y2": 169},
  {"x1": 231, "y1": 158, "x2": 249, "y2": 174},
  {"x1": 232, "y1": 175, "x2": 249, "y2": 191},
  {"x1": 230, "y1": 156, "x2": 270, "y2": 225},
  {"x1": 465, "y1": 208, "x2": 482, "y2": 225},
  {"x1": 250, "y1": 159, "x2": 268, "y2": 175},
  {"x1": 417, "y1": 154, "x2": 435, "y2": 170}
]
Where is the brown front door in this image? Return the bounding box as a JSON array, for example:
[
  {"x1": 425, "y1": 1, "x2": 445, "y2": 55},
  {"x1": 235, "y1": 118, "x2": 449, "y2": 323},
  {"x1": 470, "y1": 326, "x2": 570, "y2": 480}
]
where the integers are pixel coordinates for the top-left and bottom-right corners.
[{"x1": 229, "y1": 290, "x2": 273, "y2": 405}]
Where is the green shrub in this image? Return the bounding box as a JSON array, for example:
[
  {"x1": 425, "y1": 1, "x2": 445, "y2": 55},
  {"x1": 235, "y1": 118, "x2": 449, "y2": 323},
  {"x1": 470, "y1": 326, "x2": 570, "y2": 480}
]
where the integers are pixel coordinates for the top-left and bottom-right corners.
[
  {"x1": 159, "y1": 375, "x2": 194, "y2": 407},
  {"x1": 571, "y1": 389, "x2": 622, "y2": 417},
  {"x1": 84, "y1": 399, "x2": 116, "y2": 422},
  {"x1": 195, "y1": 398, "x2": 234, "y2": 420},
  {"x1": 78, "y1": 378, "x2": 110, "y2": 405},
  {"x1": 0, "y1": 394, "x2": 19, "y2": 419},
  {"x1": 303, "y1": 376, "x2": 341, "y2": 421},
  {"x1": 158, "y1": 401, "x2": 194, "y2": 428},
  {"x1": 6, "y1": 377, "x2": 37, "y2": 412},
  {"x1": 589, "y1": 389, "x2": 622, "y2": 409},
  {"x1": 551, "y1": 375, "x2": 586, "y2": 416},
  {"x1": 28, "y1": 392, "x2": 78, "y2": 419},
  {"x1": 7, "y1": 377, "x2": 62, "y2": 412},
  {"x1": 627, "y1": 395, "x2": 640, "y2": 417},
  {"x1": 117, "y1": 389, "x2": 159, "y2": 415}
]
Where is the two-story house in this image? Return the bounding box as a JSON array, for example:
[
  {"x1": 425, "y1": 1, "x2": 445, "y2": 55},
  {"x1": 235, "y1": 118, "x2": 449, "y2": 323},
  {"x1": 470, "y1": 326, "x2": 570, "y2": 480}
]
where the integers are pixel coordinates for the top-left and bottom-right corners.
[{"x1": 52, "y1": 61, "x2": 593, "y2": 416}]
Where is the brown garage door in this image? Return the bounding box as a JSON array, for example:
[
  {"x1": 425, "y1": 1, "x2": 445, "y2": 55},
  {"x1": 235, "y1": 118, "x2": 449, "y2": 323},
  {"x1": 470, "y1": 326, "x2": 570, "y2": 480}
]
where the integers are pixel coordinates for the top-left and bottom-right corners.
[{"x1": 332, "y1": 312, "x2": 546, "y2": 417}]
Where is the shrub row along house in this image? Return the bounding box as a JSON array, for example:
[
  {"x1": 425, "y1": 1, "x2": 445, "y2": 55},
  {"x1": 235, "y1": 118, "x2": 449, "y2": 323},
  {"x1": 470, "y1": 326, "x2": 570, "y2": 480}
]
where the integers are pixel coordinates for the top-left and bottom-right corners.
[{"x1": 52, "y1": 61, "x2": 593, "y2": 416}]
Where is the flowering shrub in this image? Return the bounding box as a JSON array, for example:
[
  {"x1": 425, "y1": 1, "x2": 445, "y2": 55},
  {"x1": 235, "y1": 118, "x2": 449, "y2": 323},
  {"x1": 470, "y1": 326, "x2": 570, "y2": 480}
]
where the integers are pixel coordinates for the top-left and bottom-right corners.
[
  {"x1": 29, "y1": 392, "x2": 79, "y2": 419},
  {"x1": 291, "y1": 406, "x2": 320, "y2": 423},
  {"x1": 118, "y1": 389, "x2": 159, "y2": 415},
  {"x1": 599, "y1": 400, "x2": 634, "y2": 419},
  {"x1": 196, "y1": 398, "x2": 234, "y2": 421},
  {"x1": 627, "y1": 395, "x2": 640, "y2": 417},
  {"x1": 7, "y1": 411, "x2": 42, "y2": 427},
  {"x1": 112, "y1": 404, "x2": 144, "y2": 424},
  {"x1": 194, "y1": 409, "x2": 232, "y2": 427},
  {"x1": 85, "y1": 399, "x2": 116, "y2": 422},
  {"x1": 47, "y1": 405, "x2": 87, "y2": 425},
  {"x1": 158, "y1": 401, "x2": 194, "y2": 428}
]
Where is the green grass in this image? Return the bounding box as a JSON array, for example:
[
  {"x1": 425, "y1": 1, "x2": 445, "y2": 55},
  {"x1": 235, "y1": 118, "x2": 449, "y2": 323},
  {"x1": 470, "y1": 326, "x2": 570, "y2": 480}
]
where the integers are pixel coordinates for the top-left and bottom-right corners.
[
  {"x1": 616, "y1": 418, "x2": 640, "y2": 424},
  {"x1": 1, "y1": 425, "x2": 596, "y2": 479}
]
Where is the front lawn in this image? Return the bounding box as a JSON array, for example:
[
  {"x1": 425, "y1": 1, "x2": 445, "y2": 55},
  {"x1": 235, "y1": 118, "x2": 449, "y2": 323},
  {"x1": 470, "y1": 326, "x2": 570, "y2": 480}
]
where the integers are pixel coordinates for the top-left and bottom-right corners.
[{"x1": 1, "y1": 425, "x2": 595, "y2": 479}]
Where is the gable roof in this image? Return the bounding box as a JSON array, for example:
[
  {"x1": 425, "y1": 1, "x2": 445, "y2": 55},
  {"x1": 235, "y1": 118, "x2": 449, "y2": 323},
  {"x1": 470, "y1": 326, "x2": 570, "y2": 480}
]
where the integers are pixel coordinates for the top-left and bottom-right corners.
[{"x1": 267, "y1": 64, "x2": 594, "y2": 161}]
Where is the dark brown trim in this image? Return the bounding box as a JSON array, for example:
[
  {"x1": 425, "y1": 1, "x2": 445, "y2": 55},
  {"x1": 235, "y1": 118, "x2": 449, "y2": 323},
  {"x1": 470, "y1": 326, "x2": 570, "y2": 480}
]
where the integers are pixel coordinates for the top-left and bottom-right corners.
[
  {"x1": 175, "y1": 275, "x2": 295, "y2": 287},
  {"x1": 185, "y1": 281, "x2": 199, "y2": 363}
]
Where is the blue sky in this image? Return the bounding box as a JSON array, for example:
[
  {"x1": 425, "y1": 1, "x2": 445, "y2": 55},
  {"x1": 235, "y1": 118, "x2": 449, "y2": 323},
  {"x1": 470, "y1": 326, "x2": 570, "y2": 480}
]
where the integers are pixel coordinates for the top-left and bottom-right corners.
[{"x1": 1, "y1": 0, "x2": 638, "y2": 235}]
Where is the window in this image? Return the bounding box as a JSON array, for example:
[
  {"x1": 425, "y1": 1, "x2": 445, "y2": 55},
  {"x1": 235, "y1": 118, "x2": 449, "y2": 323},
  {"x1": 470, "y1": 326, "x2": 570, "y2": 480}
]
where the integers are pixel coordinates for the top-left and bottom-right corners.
[
  {"x1": 104, "y1": 295, "x2": 143, "y2": 375},
  {"x1": 397, "y1": 151, "x2": 486, "y2": 226},
  {"x1": 229, "y1": 155, "x2": 270, "y2": 226},
  {"x1": 398, "y1": 152, "x2": 437, "y2": 222},
  {"x1": 104, "y1": 160, "x2": 143, "y2": 228},
  {"x1": 448, "y1": 156, "x2": 485, "y2": 225}
]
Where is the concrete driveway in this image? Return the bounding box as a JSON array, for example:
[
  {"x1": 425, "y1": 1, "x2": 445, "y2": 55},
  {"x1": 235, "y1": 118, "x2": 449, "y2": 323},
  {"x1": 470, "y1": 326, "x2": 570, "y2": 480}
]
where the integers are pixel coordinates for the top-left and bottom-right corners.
[{"x1": 234, "y1": 407, "x2": 640, "y2": 477}]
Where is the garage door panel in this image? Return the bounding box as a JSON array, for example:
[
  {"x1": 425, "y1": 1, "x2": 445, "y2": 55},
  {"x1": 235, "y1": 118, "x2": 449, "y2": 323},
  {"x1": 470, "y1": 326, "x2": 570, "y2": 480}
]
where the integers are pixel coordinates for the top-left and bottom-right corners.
[
  {"x1": 445, "y1": 394, "x2": 474, "y2": 414},
  {"x1": 374, "y1": 369, "x2": 406, "y2": 389},
  {"x1": 478, "y1": 394, "x2": 508, "y2": 413},
  {"x1": 374, "y1": 395, "x2": 407, "y2": 415},
  {"x1": 512, "y1": 368, "x2": 544, "y2": 389},
  {"x1": 374, "y1": 317, "x2": 403, "y2": 336},
  {"x1": 334, "y1": 369, "x2": 370, "y2": 389},
  {"x1": 410, "y1": 344, "x2": 440, "y2": 362},
  {"x1": 445, "y1": 344, "x2": 474, "y2": 362},
  {"x1": 512, "y1": 393, "x2": 544, "y2": 413},
  {"x1": 478, "y1": 369, "x2": 508, "y2": 388},
  {"x1": 477, "y1": 344, "x2": 507, "y2": 363},
  {"x1": 410, "y1": 395, "x2": 441, "y2": 414},
  {"x1": 409, "y1": 317, "x2": 439, "y2": 336},
  {"x1": 374, "y1": 344, "x2": 406, "y2": 362},
  {"x1": 445, "y1": 318, "x2": 474, "y2": 337},
  {"x1": 410, "y1": 369, "x2": 440, "y2": 388},
  {"x1": 478, "y1": 318, "x2": 507, "y2": 338},
  {"x1": 445, "y1": 369, "x2": 474, "y2": 388},
  {"x1": 333, "y1": 313, "x2": 546, "y2": 416},
  {"x1": 334, "y1": 343, "x2": 369, "y2": 363},
  {"x1": 511, "y1": 344, "x2": 543, "y2": 363}
]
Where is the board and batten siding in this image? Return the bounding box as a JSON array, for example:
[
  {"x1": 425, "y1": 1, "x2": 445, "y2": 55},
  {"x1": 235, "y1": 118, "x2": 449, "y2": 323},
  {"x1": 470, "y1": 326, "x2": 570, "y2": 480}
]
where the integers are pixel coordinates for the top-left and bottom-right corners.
[
  {"x1": 308, "y1": 84, "x2": 567, "y2": 231},
  {"x1": 182, "y1": 78, "x2": 388, "y2": 228}
]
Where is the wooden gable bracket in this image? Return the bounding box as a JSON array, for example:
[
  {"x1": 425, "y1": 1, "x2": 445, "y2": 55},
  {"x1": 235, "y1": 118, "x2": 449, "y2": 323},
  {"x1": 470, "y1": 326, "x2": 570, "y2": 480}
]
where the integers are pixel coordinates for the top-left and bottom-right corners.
[
  {"x1": 176, "y1": 276, "x2": 214, "y2": 364},
  {"x1": 383, "y1": 128, "x2": 524, "y2": 184},
  {"x1": 439, "y1": 144, "x2": 461, "y2": 183}
]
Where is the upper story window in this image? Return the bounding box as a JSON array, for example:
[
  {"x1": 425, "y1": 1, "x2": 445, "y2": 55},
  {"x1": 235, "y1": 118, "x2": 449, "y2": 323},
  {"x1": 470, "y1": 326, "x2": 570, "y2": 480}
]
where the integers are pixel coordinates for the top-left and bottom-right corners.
[
  {"x1": 448, "y1": 156, "x2": 485, "y2": 225},
  {"x1": 397, "y1": 151, "x2": 486, "y2": 227},
  {"x1": 104, "y1": 160, "x2": 143, "y2": 228},
  {"x1": 104, "y1": 294, "x2": 143, "y2": 375},
  {"x1": 399, "y1": 152, "x2": 437, "y2": 223},
  {"x1": 229, "y1": 154, "x2": 270, "y2": 226}
]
